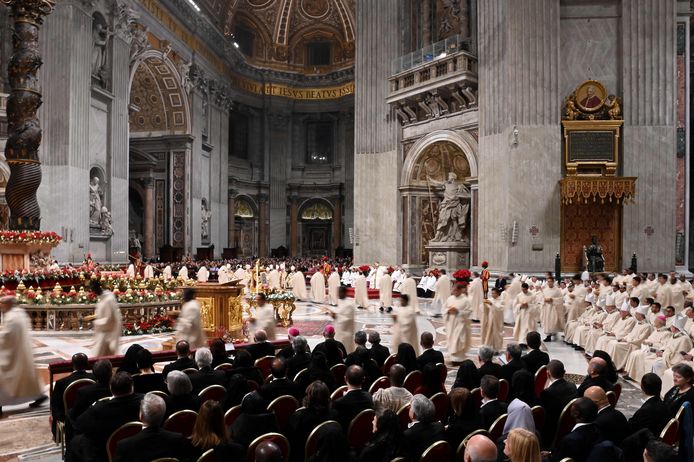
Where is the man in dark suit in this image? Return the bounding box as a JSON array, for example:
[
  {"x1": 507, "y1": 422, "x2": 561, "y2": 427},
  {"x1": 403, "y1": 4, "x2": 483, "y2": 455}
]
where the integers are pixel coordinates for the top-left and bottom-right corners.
[
  {"x1": 478, "y1": 375, "x2": 508, "y2": 430},
  {"x1": 416, "y1": 332, "x2": 444, "y2": 371},
  {"x1": 66, "y1": 372, "x2": 143, "y2": 462},
  {"x1": 550, "y1": 397, "x2": 603, "y2": 462},
  {"x1": 540, "y1": 360, "x2": 577, "y2": 446},
  {"x1": 259, "y1": 358, "x2": 302, "y2": 402},
  {"x1": 113, "y1": 393, "x2": 190, "y2": 462},
  {"x1": 477, "y1": 346, "x2": 503, "y2": 383},
  {"x1": 523, "y1": 331, "x2": 549, "y2": 375},
  {"x1": 188, "y1": 347, "x2": 226, "y2": 394},
  {"x1": 494, "y1": 273, "x2": 508, "y2": 293},
  {"x1": 162, "y1": 340, "x2": 196, "y2": 377},
  {"x1": 627, "y1": 373, "x2": 672, "y2": 436},
  {"x1": 68, "y1": 360, "x2": 113, "y2": 433},
  {"x1": 244, "y1": 329, "x2": 276, "y2": 360},
  {"x1": 333, "y1": 365, "x2": 374, "y2": 429},
  {"x1": 402, "y1": 394, "x2": 444, "y2": 460},
  {"x1": 585, "y1": 385, "x2": 628, "y2": 444},
  {"x1": 51, "y1": 353, "x2": 93, "y2": 436},
  {"x1": 314, "y1": 325, "x2": 348, "y2": 365},
  {"x1": 576, "y1": 357, "x2": 614, "y2": 396},
  {"x1": 367, "y1": 331, "x2": 390, "y2": 367},
  {"x1": 344, "y1": 331, "x2": 368, "y2": 366},
  {"x1": 500, "y1": 343, "x2": 527, "y2": 383}
]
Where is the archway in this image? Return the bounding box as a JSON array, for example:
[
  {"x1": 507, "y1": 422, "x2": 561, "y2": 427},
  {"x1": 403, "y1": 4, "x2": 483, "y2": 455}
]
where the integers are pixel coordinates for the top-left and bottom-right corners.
[
  {"x1": 233, "y1": 196, "x2": 258, "y2": 257},
  {"x1": 299, "y1": 199, "x2": 334, "y2": 257}
]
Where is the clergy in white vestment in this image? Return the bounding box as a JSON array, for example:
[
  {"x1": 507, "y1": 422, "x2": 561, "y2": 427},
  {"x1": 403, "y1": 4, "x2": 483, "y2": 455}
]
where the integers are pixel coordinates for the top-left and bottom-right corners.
[
  {"x1": 392, "y1": 270, "x2": 406, "y2": 293},
  {"x1": 126, "y1": 263, "x2": 136, "y2": 278},
  {"x1": 310, "y1": 270, "x2": 326, "y2": 303},
  {"x1": 341, "y1": 268, "x2": 353, "y2": 286},
  {"x1": 655, "y1": 274, "x2": 673, "y2": 310},
  {"x1": 481, "y1": 288, "x2": 505, "y2": 351},
  {"x1": 630, "y1": 276, "x2": 651, "y2": 304},
  {"x1": 250, "y1": 293, "x2": 276, "y2": 340},
  {"x1": 218, "y1": 266, "x2": 230, "y2": 284},
  {"x1": 144, "y1": 264, "x2": 154, "y2": 280},
  {"x1": 564, "y1": 302, "x2": 598, "y2": 344},
  {"x1": 646, "y1": 274, "x2": 659, "y2": 297},
  {"x1": 669, "y1": 276, "x2": 685, "y2": 313},
  {"x1": 178, "y1": 265, "x2": 189, "y2": 280},
  {"x1": 330, "y1": 287, "x2": 356, "y2": 353},
  {"x1": 512, "y1": 283, "x2": 538, "y2": 343},
  {"x1": 504, "y1": 274, "x2": 522, "y2": 324},
  {"x1": 592, "y1": 300, "x2": 637, "y2": 354},
  {"x1": 583, "y1": 297, "x2": 621, "y2": 353},
  {"x1": 327, "y1": 269, "x2": 341, "y2": 306},
  {"x1": 268, "y1": 267, "x2": 281, "y2": 290},
  {"x1": 539, "y1": 277, "x2": 564, "y2": 341},
  {"x1": 443, "y1": 283, "x2": 472, "y2": 362},
  {"x1": 354, "y1": 270, "x2": 370, "y2": 309},
  {"x1": 196, "y1": 266, "x2": 209, "y2": 282},
  {"x1": 0, "y1": 296, "x2": 44, "y2": 409},
  {"x1": 651, "y1": 316, "x2": 693, "y2": 377},
  {"x1": 163, "y1": 265, "x2": 172, "y2": 281},
  {"x1": 391, "y1": 294, "x2": 420, "y2": 355},
  {"x1": 400, "y1": 276, "x2": 420, "y2": 313},
  {"x1": 603, "y1": 303, "x2": 652, "y2": 370},
  {"x1": 366, "y1": 266, "x2": 377, "y2": 288},
  {"x1": 431, "y1": 271, "x2": 451, "y2": 313},
  {"x1": 378, "y1": 270, "x2": 393, "y2": 312},
  {"x1": 374, "y1": 266, "x2": 384, "y2": 290},
  {"x1": 624, "y1": 316, "x2": 675, "y2": 382},
  {"x1": 175, "y1": 288, "x2": 206, "y2": 348},
  {"x1": 91, "y1": 281, "x2": 122, "y2": 357},
  {"x1": 291, "y1": 268, "x2": 308, "y2": 300},
  {"x1": 234, "y1": 265, "x2": 246, "y2": 281}
]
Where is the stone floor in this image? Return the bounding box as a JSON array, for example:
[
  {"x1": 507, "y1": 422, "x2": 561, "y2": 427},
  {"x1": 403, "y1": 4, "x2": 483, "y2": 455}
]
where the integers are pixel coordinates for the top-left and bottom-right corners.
[{"x1": 2, "y1": 297, "x2": 647, "y2": 461}]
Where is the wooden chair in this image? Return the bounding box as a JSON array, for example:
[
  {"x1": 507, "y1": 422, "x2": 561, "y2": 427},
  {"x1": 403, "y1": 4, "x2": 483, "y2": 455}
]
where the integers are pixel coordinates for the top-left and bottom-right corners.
[
  {"x1": 606, "y1": 390, "x2": 617, "y2": 407},
  {"x1": 330, "y1": 363, "x2": 347, "y2": 385},
  {"x1": 293, "y1": 368, "x2": 309, "y2": 384},
  {"x1": 164, "y1": 410, "x2": 198, "y2": 438},
  {"x1": 534, "y1": 365, "x2": 548, "y2": 396},
  {"x1": 435, "y1": 362, "x2": 447, "y2": 384},
  {"x1": 246, "y1": 432, "x2": 290, "y2": 462},
  {"x1": 198, "y1": 384, "x2": 226, "y2": 404},
  {"x1": 612, "y1": 382, "x2": 622, "y2": 404},
  {"x1": 488, "y1": 413, "x2": 507, "y2": 441},
  {"x1": 347, "y1": 409, "x2": 376, "y2": 449},
  {"x1": 430, "y1": 392, "x2": 449, "y2": 422},
  {"x1": 558, "y1": 459, "x2": 575, "y2": 462},
  {"x1": 551, "y1": 398, "x2": 579, "y2": 449},
  {"x1": 331, "y1": 385, "x2": 348, "y2": 401},
  {"x1": 151, "y1": 459, "x2": 178, "y2": 462},
  {"x1": 470, "y1": 387, "x2": 482, "y2": 410},
  {"x1": 383, "y1": 354, "x2": 397, "y2": 374},
  {"x1": 403, "y1": 370, "x2": 423, "y2": 393},
  {"x1": 196, "y1": 449, "x2": 215, "y2": 462},
  {"x1": 182, "y1": 368, "x2": 198, "y2": 375},
  {"x1": 106, "y1": 422, "x2": 143, "y2": 462},
  {"x1": 56, "y1": 378, "x2": 95, "y2": 457},
  {"x1": 247, "y1": 379, "x2": 260, "y2": 391},
  {"x1": 675, "y1": 404, "x2": 686, "y2": 429},
  {"x1": 305, "y1": 420, "x2": 340, "y2": 461},
  {"x1": 390, "y1": 458, "x2": 406, "y2": 462},
  {"x1": 397, "y1": 403, "x2": 411, "y2": 430},
  {"x1": 419, "y1": 440, "x2": 451, "y2": 462},
  {"x1": 255, "y1": 355, "x2": 275, "y2": 378},
  {"x1": 659, "y1": 418, "x2": 680, "y2": 446},
  {"x1": 368, "y1": 376, "x2": 391, "y2": 394},
  {"x1": 224, "y1": 405, "x2": 242, "y2": 427},
  {"x1": 268, "y1": 395, "x2": 300, "y2": 432},
  {"x1": 531, "y1": 405, "x2": 546, "y2": 432},
  {"x1": 214, "y1": 362, "x2": 233, "y2": 371},
  {"x1": 150, "y1": 390, "x2": 168, "y2": 400},
  {"x1": 457, "y1": 430, "x2": 492, "y2": 461},
  {"x1": 497, "y1": 379, "x2": 510, "y2": 402}
]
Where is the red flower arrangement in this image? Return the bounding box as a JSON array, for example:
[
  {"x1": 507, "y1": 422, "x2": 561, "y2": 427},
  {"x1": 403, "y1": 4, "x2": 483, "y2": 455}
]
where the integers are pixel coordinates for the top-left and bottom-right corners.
[
  {"x1": 358, "y1": 265, "x2": 370, "y2": 273},
  {"x1": 0, "y1": 231, "x2": 62, "y2": 245},
  {"x1": 387, "y1": 266, "x2": 395, "y2": 274},
  {"x1": 481, "y1": 261, "x2": 489, "y2": 268},
  {"x1": 452, "y1": 269, "x2": 472, "y2": 283}
]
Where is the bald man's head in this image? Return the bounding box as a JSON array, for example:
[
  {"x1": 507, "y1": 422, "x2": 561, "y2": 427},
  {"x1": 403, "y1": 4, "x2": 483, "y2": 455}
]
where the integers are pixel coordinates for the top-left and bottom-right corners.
[
  {"x1": 464, "y1": 434, "x2": 497, "y2": 462},
  {"x1": 255, "y1": 440, "x2": 282, "y2": 462},
  {"x1": 588, "y1": 357, "x2": 607, "y2": 377},
  {"x1": 254, "y1": 329, "x2": 267, "y2": 342},
  {"x1": 584, "y1": 386, "x2": 609, "y2": 408}
]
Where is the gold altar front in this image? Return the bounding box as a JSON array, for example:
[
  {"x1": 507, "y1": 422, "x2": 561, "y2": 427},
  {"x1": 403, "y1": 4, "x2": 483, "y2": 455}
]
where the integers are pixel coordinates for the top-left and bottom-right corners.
[{"x1": 195, "y1": 283, "x2": 244, "y2": 337}]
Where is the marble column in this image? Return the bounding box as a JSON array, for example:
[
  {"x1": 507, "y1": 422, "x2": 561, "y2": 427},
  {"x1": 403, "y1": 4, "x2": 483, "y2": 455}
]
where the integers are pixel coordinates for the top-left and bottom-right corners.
[
  {"x1": 289, "y1": 196, "x2": 299, "y2": 256},
  {"x1": 422, "y1": 0, "x2": 431, "y2": 44},
  {"x1": 332, "y1": 196, "x2": 342, "y2": 253},
  {"x1": 228, "y1": 191, "x2": 236, "y2": 248},
  {"x1": 143, "y1": 178, "x2": 154, "y2": 258},
  {"x1": 258, "y1": 194, "x2": 269, "y2": 257}
]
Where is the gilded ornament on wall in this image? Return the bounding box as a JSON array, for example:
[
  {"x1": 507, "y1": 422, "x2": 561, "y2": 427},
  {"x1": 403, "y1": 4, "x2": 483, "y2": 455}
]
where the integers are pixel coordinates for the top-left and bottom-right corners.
[{"x1": 563, "y1": 79, "x2": 622, "y2": 121}]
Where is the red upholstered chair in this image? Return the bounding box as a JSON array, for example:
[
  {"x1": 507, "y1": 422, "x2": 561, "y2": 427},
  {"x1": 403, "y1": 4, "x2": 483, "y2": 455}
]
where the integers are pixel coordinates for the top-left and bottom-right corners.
[
  {"x1": 305, "y1": 420, "x2": 340, "y2": 461},
  {"x1": 419, "y1": 440, "x2": 451, "y2": 462},
  {"x1": 330, "y1": 363, "x2": 347, "y2": 386},
  {"x1": 470, "y1": 387, "x2": 482, "y2": 410},
  {"x1": 106, "y1": 422, "x2": 143, "y2": 462},
  {"x1": 383, "y1": 354, "x2": 397, "y2": 374},
  {"x1": 531, "y1": 405, "x2": 546, "y2": 432},
  {"x1": 403, "y1": 370, "x2": 423, "y2": 394},
  {"x1": 268, "y1": 395, "x2": 300, "y2": 432},
  {"x1": 246, "y1": 433, "x2": 290, "y2": 462},
  {"x1": 397, "y1": 403, "x2": 411, "y2": 430},
  {"x1": 457, "y1": 430, "x2": 492, "y2": 461},
  {"x1": 247, "y1": 380, "x2": 260, "y2": 392},
  {"x1": 347, "y1": 409, "x2": 376, "y2": 449},
  {"x1": 659, "y1": 418, "x2": 680, "y2": 446},
  {"x1": 214, "y1": 362, "x2": 233, "y2": 371},
  {"x1": 164, "y1": 410, "x2": 198, "y2": 438},
  {"x1": 551, "y1": 398, "x2": 578, "y2": 449},
  {"x1": 676, "y1": 404, "x2": 686, "y2": 429},
  {"x1": 198, "y1": 384, "x2": 226, "y2": 405},
  {"x1": 488, "y1": 413, "x2": 507, "y2": 441},
  {"x1": 612, "y1": 382, "x2": 622, "y2": 404},
  {"x1": 606, "y1": 391, "x2": 617, "y2": 407},
  {"x1": 57, "y1": 378, "x2": 95, "y2": 456},
  {"x1": 224, "y1": 405, "x2": 242, "y2": 427},
  {"x1": 255, "y1": 355, "x2": 275, "y2": 379},
  {"x1": 196, "y1": 449, "x2": 215, "y2": 462},
  {"x1": 368, "y1": 376, "x2": 391, "y2": 394},
  {"x1": 436, "y1": 363, "x2": 448, "y2": 384},
  {"x1": 182, "y1": 368, "x2": 198, "y2": 375},
  {"x1": 293, "y1": 368, "x2": 309, "y2": 384},
  {"x1": 150, "y1": 390, "x2": 168, "y2": 400},
  {"x1": 534, "y1": 365, "x2": 548, "y2": 397},
  {"x1": 331, "y1": 385, "x2": 348, "y2": 401},
  {"x1": 430, "y1": 392, "x2": 449, "y2": 422},
  {"x1": 497, "y1": 379, "x2": 510, "y2": 402}
]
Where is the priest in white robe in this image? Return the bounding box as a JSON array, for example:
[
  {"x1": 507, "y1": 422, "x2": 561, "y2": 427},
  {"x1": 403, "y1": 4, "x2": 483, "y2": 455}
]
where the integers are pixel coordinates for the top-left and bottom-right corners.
[
  {"x1": 91, "y1": 281, "x2": 122, "y2": 357},
  {"x1": 669, "y1": 275, "x2": 685, "y2": 313},
  {"x1": 143, "y1": 264, "x2": 154, "y2": 280},
  {"x1": 196, "y1": 266, "x2": 209, "y2": 282},
  {"x1": 481, "y1": 288, "x2": 505, "y2": 351},
  {"x1": 539, "y1": 277, "x2": 564, "y2": 342},
  {"x1": 624, "y1": 315, "x2": 674, "y2": 382},
  {"x1": 178, "y1": 265, "x2": 189, "y2": 281},
  {"x1": 378, "y1": 269, "x2": 393, "y2": 312},
  {"x1": 392, "y1": 293, "x2": 420, "y2": 354},
  {"x1": 604, "y1": 304, "x2": 652, "y2": 370},
  {"x1": 431, "y1": 271, "x2": 451, "y2": 313},
  {"x1": 175, "y1": 288, "x2": 206, "y2": 348},
  {"x1": 651, "y1": 316, "x2": 693, "y2": 377},
  {"x1": 291, "y1": 267, "x2": 308, "y2": 300},
  {"x1": 268, "y1": 266, "x2": 281, "y2": 290},
  {"x1": 217, "y1": 266, "x2": 230, "y2": 284},
  {"x1": 330, "y1": 287, "x2": 356, "y2": 353},
  {"x1": 0, "y1": 296, "x2": 44, "y2": 409},
  {"x1": 400, "y1": 276, "x2": 420, "y2": 314},
  {"x1": 655, "y1": 274, "x2": 673, "y2": 310},
  {"x1": 468, "y1": 274, "x2": 483, "y2": 321},
  {"x1": 504, "y1": 274, "x2": 522, "y2": 324},
  {"x1": 126, "y1": 263, "x2": 136, "y2": 278},
  {"x1": 250, "y1": 293, "x2": 276, "y2": 340},
  {"x1": 592, "y1": 300, "x2": 637, "y2": 354},
  {"x1": 512, "y1": 283, "x2": 538, "y2": 344},
  {"x1": 354, "y1": 270, "x2": 370, "y2": 309},
  {"x1": 310, "y1": 270, "x2": 326, "y2": 303},
  {"x1": 163, "y1": 265, "x2": 172, "y2": 281},
  {"x1": 444, "y1": 283, "x2": 472, "y2": 362},
  {"x1": 327, "y1": 269, "x2": 341, "y2": 306}
]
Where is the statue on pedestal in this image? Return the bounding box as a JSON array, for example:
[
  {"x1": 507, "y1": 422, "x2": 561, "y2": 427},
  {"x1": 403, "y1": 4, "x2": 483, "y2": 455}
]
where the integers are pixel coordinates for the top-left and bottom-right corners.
[
  {"x1": 585, "y1": 235, "x2": 605, "y2": 272},
  {"x1": 201, "y1": 198, "x2": 211, "y2": 243},
  {"x1": 89, "y1": 177, "x2": 103, "y2": 226},
  {"x1": 428, "y1": 172, "x2": 470, "y2": 242}
]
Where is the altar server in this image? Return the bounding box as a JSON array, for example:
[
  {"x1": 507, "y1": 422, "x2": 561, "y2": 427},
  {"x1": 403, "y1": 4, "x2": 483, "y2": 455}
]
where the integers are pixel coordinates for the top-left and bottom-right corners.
[
  {"x1": 291, "y1": 266, "x2": 308, "y2": 300},
  {"x1": 327, "y1": 269, "x2": 341, "y2": 306},
  {"x1": 91, "y1": 280, "x2": 122, "y2": 357},
  {"x1": 540, "y1": 277, "x2": 564, "y2": 342},
  {"x1": 392, "y1": 294, "x2": 420, "y2": 354},
  {"x1": 444, "y1": 283, "x2": 472, "y2": 363},
  {"x1": 512, "y1": 283, "x2": 538, "y2": 344},
  {"x1": 354, "y1": 269, "x2": 370, "y2": 309},
  {"x1": 175, "y1": 288, "x2": 206, "y2": 348}
]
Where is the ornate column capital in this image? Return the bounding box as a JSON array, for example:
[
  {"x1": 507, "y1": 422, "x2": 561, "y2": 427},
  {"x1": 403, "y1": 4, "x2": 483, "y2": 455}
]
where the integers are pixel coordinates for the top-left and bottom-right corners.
[
  {"x1": 228, "y1": 188, "x2": 239, "y2": 199},
  {"x1": 1, "y1": 0, "x2": 55, "y2": 25}
]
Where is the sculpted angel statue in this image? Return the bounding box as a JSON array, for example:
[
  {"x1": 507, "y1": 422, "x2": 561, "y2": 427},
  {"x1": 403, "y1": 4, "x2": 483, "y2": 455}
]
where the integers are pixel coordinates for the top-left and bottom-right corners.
[{"x1": 428, "y1": 172, "x2": 470, "y2": 242}]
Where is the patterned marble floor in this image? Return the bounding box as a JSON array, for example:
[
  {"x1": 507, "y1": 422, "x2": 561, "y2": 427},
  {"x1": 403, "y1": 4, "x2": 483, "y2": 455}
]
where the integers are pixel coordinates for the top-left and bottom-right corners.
[{"x1": 3, "y1": 296, "x2": 647, "y2": 460}]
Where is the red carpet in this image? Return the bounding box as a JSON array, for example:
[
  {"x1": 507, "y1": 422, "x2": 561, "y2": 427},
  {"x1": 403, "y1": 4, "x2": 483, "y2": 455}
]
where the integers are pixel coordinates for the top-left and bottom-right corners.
[{"x1": 345, "y1": 288, "x2": 400, "y2": 299}]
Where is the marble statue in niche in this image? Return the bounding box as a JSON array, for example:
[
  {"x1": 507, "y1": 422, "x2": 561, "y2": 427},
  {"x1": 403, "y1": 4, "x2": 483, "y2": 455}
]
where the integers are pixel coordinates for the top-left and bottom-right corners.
[
  {"x1": 91, "y1": 13, "x2": 113, "y2": 85},
  {"x1": 89, "y1": 176, "x2": 103, "y2": 225},
  {"x1": 428, "y1": 172, "x2": 470, "y2": 242},
  {"x1": 201, "y1": 198, "x2": 211, "y2": 243}
]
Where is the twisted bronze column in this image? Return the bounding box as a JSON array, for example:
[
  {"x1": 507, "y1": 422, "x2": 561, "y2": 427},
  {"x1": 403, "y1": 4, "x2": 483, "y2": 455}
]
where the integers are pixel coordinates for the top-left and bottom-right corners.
[{"x1": 1, "y1": 0, "x2": 55, "y2": 230}]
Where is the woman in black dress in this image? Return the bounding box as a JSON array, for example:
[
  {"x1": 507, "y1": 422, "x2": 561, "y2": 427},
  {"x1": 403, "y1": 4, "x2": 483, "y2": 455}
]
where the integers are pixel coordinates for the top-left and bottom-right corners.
[
  {"x1": 663, "y1": 363, "x2": 694, "y2": 422},
  {"x1": 358, "y1": 410, "x2": 402, "y2": 462}
]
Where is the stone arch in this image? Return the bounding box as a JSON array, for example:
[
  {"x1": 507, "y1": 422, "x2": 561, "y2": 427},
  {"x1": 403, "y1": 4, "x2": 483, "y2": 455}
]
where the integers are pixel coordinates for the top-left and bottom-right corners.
[
  {"x1": 234, "y1": 195, "x2": 258, "y2": 218},
  {"x1": 299, "y1": 198, "x2": 335, "y2": 220},
  {"x1": 401, "y1": 130, "x2": 478, "y2": 186},
  {"x1": 128, "y1": 51, "x2": 191, "y2": 135}
]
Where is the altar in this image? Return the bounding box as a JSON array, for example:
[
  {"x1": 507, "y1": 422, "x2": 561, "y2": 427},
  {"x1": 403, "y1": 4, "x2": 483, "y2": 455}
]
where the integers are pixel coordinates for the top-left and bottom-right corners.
[{"x1": 195, "y1": 282, "x2": 244, "y2": 338}]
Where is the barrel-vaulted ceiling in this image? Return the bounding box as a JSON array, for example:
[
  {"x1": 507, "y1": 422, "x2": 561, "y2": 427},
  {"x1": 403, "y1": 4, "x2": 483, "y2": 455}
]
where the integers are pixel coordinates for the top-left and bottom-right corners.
[{"x1": 196, "y1": 0, "x2": 355, "y2": 73}]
